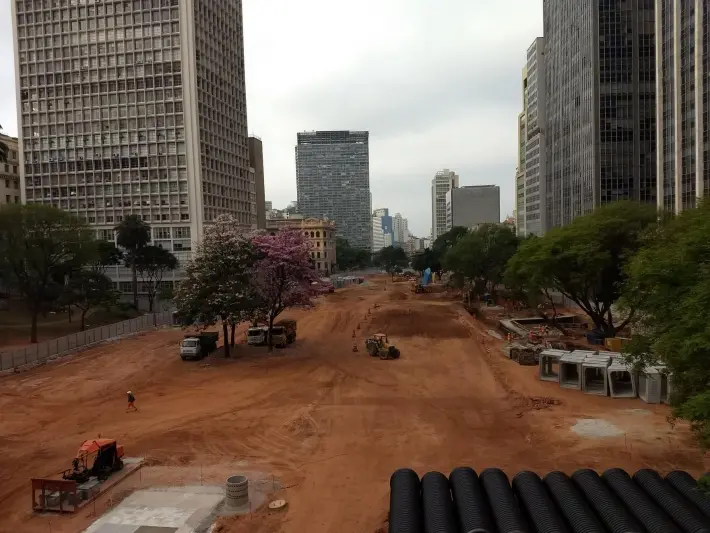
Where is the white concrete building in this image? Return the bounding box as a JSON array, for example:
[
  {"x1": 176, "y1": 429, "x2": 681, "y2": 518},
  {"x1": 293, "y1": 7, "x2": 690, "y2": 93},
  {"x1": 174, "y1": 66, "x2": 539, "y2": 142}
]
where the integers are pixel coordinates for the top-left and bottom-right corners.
[
  {"x1": 11, "y1": 0, "x2": 254, "y2": 294},
  {"x1": 392, "y1": 212, "x2": 409, "y2": 247},
  {"x1": 431, "y1": 169, "x2": 459, "y2": 239},
  {"x1": 371, "y1": 207, "x2": 392, "y2": 252},
  {"x1": 656, "y1": 0, "x2": 709, "y2": 213},
  {"x1": 523, "y1": 37, "x2": 547, "y2": 236}
]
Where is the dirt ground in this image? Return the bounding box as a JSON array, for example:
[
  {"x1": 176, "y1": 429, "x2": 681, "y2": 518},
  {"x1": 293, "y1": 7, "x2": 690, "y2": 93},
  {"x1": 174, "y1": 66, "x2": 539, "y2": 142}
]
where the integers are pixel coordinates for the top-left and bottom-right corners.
[{"x1": 0, "y1": 276, "x2": 705, "y2": 533}]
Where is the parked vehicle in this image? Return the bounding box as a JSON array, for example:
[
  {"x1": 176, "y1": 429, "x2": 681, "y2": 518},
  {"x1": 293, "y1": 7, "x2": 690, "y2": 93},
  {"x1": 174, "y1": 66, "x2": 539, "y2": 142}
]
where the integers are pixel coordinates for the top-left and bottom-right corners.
[
  {"x1": 270, "y1": 319, "x2": 297, "y2": 347},
  {"x1": 247, "y1": 326, "x2": 269, "y2": 346},
  {"x1": 180, "y1": 332, "x2": 218, "y2": 360}
]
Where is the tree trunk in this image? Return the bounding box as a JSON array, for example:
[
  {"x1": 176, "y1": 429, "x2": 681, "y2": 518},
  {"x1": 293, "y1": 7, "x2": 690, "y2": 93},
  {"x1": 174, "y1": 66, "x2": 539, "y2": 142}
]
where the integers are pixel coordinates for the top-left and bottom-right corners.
[
  {"x1": 222, "y1": 321, "x2": 230, "y2": 358},
  {"x1": 267, "y1": 314, "x2": 274, "y2": 352},
  {"x1": 67, "y1": 305, "x2": 72, "y2": 323},
  {"x1": 30, "y1": 309, "x2": 39, "y2": 344},
  {"x1": 230, "y1": 323, "x2": 236, "y2": 346},
  {"x1": 81, "y1": 310, "x2": 87, "y2": 331},
  {"x1": 147, "y1": 293, "x2": 154, "y2": 313},
  {"x1": 131, "y1": 262, "x2": 138, "y2": 309}
]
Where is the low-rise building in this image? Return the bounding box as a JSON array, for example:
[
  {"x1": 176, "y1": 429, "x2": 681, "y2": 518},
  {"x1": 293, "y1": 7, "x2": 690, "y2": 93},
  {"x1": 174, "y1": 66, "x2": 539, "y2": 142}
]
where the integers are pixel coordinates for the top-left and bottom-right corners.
[
  {"x1": 265, "y1": 217, "x2": 337, "y2": 275},
  {"x1": 0, "y1": 134, "x2": 20, "y2": 206}
]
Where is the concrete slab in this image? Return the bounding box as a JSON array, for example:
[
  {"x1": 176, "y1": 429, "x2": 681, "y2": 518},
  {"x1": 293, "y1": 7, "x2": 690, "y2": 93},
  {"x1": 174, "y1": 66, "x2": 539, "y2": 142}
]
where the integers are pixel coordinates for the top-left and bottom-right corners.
[{"x1": 83, "y1": 487, "x2": 224, "y2": 533}]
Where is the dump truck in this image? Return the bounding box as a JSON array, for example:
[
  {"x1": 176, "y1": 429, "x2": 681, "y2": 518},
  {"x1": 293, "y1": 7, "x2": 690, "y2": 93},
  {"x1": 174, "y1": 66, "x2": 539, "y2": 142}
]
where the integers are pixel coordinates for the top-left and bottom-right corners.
[
  {"x1": 270, "y1": 319, "x2": 297, "y2": 348},
  {"x1": 365, "y1": 333, "x2": 401, "y2": 360},
  {"x1": 180, "y1": 332, "x2": 218, "y2": 360}
]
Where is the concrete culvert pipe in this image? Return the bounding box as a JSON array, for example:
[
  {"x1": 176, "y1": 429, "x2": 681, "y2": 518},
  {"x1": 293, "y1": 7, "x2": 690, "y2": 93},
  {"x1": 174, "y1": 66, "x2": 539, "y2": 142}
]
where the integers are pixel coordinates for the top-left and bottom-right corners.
[
  {"x1": 389, "y1": 468, "x2": 424, "y2": 533},
  {"x1": 449, "y1": 467, "x2": 494, "y2": 533},
  {"x1": 633, "y1": 469, "x2": 710, "y2": 533},
  {"x1": 512, "y1": 471, "x2": 568, "y2": 533},
  {"x1": 225, "y1": 475, "x2": 249, "y2": 507}
]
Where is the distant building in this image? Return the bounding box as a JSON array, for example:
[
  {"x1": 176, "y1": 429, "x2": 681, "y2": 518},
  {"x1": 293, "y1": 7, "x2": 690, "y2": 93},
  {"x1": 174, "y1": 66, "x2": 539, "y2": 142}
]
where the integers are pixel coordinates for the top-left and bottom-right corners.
[
  {"x1": 248, "y1": 136, "x2": 266, "y2": 230},
  {"x1": 392, "y1": 213, "x2": 409, "y2": 247},
  {"x1": 0, "y1": 134, "x2": 20, "y2": 206},
  {"x1": 296, "y1": 131, "x2": 372, "y2": 249},
  {"x1": 445, "y1": 185, "x2": 501, "y2": 231},
  {"x1": 431, "y1": 169, "x2": 459, "y2": 239},
  {"x1": 524, "y1": 37, "x2": 547, "y2": 236},
  {"x1": 265, "y1": 217, "x2": 337, "y2": 275},
  {"x1": 372, "y1": 208, "x2": 393, "y2": 252},
  {"x1": 515, "y1": 66, "x2": 528, "y2": 236},
  {"x1": 265, "y1": 201, "x2": 273, "y2": 212}
]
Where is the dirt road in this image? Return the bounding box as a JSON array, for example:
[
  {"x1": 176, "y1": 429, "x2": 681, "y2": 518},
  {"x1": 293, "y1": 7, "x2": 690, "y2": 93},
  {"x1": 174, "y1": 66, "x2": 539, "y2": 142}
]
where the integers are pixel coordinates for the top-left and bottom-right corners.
[{"x1": 0, "y1": 277, "x2": 704, "y2": 533}]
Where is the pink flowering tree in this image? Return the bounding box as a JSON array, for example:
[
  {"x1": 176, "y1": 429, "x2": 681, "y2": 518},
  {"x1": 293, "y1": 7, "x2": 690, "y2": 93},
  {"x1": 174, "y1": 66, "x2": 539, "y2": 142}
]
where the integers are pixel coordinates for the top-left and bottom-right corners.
[{"x1": 250, "y1": 228, "x2": 326, "y2": 350}]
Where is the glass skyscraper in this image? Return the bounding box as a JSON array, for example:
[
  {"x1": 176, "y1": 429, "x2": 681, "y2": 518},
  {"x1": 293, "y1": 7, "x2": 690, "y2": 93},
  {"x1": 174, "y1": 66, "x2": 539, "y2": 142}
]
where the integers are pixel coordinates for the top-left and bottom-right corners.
[{"x1": 295, "y1": 131, "x2": 372, "y2": 250}]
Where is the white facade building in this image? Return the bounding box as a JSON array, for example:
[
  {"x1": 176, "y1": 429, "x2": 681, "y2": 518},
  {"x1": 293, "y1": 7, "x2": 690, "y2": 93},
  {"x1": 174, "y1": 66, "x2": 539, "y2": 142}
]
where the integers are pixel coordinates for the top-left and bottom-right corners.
[
  {"x1": 372, "y1": 207, "x2": 392, "y2": 252},
  {"x1": 392, "y1": 212, "x2": 409, "y2": 246},
  {"x1": 11, "y1": 0, "x2": 254, "y2": 293},
  {"x1": 431, "y1": 169, "x2": 459, "y2": 239},
  {"x1": 523, "y1": 37, "x2": 547, "y2": 236}
]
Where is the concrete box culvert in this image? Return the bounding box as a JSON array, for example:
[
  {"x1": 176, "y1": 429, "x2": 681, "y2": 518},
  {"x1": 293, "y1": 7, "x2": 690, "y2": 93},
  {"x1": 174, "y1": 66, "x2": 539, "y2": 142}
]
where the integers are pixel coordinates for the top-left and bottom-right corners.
[{"x1": 226, "y1": 475, "x2": 249, "y2": 507}]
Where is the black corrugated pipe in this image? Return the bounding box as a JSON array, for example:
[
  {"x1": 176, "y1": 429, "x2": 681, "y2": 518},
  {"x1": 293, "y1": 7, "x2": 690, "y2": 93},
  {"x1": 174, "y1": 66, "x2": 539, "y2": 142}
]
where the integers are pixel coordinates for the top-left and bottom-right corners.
[
  {"x1": 449, "y1": 467, "x2": 494, "y2": 533},
  {"x1": 389, "y1": 468, "x2": 424, "y2": 533},
  {"x1": 570, "y1": 468, "x2": 643, "y2": 533},
  {"x1": 421, "y1": 471, "x2": 457, "y2": 533},
  {"x1": 665, "y1": 471, "x2": 710, "y2": 520},
  {"x1": 633, "y1": 469, "x2": 710, "y2": 533},
  {"x1": 479, "y1": 468, "x2": 529, "y2": 533},
  {"x1": 512, "y1": 471, "x2": 569, "y2": 533},
  {"x1": 602, "y1": 468, "x2": 682, "y2": 533},
  {"x1": 543, "y1": 471, "x2": 606, "y2": 533}
]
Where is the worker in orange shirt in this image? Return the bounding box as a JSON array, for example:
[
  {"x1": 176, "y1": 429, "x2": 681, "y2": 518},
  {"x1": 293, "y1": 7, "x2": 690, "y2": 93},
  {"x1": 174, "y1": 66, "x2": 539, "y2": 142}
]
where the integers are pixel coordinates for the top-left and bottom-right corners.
[{"x1": 126, "y1": 391, "x2": 139, "y2": 412}]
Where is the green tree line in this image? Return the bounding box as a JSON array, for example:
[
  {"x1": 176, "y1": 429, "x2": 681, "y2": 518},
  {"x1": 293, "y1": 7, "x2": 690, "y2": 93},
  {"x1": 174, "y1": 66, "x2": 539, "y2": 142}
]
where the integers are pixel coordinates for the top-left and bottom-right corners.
[{"x1": 415, "y1": 201, "x2": 710, "y2": 447}]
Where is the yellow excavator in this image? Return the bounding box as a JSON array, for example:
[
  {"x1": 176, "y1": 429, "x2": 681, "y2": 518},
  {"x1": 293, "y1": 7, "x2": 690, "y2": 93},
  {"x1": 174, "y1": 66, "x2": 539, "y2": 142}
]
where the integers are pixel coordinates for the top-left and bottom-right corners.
[{"x1": 365, "y1": 333, "x2": 401, "y2": 360}]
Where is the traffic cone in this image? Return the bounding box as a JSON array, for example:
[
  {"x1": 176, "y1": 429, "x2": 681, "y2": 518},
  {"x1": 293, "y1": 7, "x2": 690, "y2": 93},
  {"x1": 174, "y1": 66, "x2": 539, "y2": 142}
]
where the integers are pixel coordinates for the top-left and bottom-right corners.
[{"x1": 352, "y1": 344, "x2": 358, "y2": 352}]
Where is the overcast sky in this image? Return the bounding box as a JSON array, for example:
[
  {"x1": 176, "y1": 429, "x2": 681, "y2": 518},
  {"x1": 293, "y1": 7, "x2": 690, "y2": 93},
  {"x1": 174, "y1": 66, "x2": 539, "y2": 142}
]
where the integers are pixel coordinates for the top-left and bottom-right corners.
[{"x1": 0, "y1": 0, "x2": 542, "y2": 237}]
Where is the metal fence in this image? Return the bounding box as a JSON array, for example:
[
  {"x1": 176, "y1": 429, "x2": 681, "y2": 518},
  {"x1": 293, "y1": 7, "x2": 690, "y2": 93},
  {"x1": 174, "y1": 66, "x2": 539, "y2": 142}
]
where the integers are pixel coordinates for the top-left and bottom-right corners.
[{"x1": 0, "y1": 310, "x2": 174, "y2": 372}]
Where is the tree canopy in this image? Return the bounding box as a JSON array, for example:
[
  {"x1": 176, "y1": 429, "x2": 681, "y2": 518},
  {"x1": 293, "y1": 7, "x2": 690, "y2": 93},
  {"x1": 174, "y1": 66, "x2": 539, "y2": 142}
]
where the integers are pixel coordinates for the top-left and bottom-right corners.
[
  {"x1": 336, "y1": 237, "x2": 371, "y2": 271},
  {"x1": 443, "y1": 223, "x2": 519, "y2": 296},
  {"x1": 620, "y1": 200, "x2": 710, "y2": 445},
  {"x1": 0, "y1": 204, "x2": 95, "y2": 342},
  {"x1": 133, "y1": 245, "x2": 178, "y2": 312},
  {"x1": 115, "y1": 215, "x2": 151, "y2": 307},
  {"x1": 504, "y1": 201, "x2": 658, "y2": 336},
  {"x1": 375, "y1": 245, "x2": 409, "y2": 276}
]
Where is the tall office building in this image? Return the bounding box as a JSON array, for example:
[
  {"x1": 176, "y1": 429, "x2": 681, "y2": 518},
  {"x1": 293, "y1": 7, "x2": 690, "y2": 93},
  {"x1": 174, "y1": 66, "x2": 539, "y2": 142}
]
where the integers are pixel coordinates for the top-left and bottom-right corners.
[
  {"x1": 392, "y1": 213, "x2": 409, "y2": 247},
  {"x1": 248, "y1": 136, "x2": 265, "y2": 229},
  {"x1": 1, "y1": 134, "x2": 21, "y2": 205},
  {"x1": 515, "y1": 67, "x2": 528, "y2": 236},
  {"x1": 656, "y1": 0, "x2": 709, "y2": 213},
  {"x1": 544, "y1": 0, "x2": 656, "y2": 227},
  {"x1": 445, "y1": 185, "x2": 500, "y2": 231},
  {"x1": 372, "y1": 207, "x2": 392, "y2": 252},
  {"x1": 431, "y1": 168, "x2": 459, "y2": 239},
  {"x1": 295, "y1": 131, "x2": 371, "y2": 250},
  {"x1": 524, "y1": 37, "x2": 547, "y2": 236},
  {"x1": 11, "y1": 0, "x2": 254, "y2": 277}
]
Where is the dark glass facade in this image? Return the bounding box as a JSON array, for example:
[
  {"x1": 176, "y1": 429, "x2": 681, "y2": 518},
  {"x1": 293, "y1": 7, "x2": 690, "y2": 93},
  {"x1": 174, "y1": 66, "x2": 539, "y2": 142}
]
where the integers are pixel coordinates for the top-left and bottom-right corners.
[{"x1": 544, "y1": 0, "x2": 657, "y2": 228}]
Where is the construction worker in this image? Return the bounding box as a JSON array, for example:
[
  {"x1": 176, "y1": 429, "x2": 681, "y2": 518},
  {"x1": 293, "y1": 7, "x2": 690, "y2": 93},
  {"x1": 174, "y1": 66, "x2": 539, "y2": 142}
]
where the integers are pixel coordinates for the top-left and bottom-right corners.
[{"x1": 126, "y1": 391, "x2": 138, "y2": 412}]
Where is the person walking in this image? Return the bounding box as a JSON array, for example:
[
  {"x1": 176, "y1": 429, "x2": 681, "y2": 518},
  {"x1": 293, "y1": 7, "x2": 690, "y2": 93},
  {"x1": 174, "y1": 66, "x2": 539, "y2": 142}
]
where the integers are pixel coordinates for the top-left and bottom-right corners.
[{"x1": 126, "y1": 390, "x2": 139, "y2": 412}]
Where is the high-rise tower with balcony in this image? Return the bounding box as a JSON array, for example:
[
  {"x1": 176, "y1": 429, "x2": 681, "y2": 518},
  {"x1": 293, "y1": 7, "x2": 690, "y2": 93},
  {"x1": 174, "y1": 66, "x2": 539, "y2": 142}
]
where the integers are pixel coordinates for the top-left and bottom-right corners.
[{"x1": 11, "y1": 0, "x2": 254, "y2": 287}]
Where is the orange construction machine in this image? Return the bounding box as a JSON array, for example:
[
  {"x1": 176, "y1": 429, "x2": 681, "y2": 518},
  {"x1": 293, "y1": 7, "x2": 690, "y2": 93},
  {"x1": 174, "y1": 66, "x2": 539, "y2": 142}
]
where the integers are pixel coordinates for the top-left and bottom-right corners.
[{"x1": 63, "y1": 439, "x2": 125, "y2": 483}]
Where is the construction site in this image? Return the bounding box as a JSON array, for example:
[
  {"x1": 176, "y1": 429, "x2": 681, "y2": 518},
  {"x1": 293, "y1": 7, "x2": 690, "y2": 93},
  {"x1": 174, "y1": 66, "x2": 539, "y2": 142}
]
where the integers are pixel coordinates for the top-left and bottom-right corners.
[{"x1": 0, "y1": 276, "x2": 705, "y2": 533}]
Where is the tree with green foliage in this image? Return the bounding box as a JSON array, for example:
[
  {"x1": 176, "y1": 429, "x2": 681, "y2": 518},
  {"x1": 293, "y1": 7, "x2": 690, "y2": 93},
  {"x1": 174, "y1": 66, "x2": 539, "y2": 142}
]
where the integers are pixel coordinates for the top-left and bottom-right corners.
[
  {"x1": 620, "y1": 200, "x2": 710, "y2": 445},
  {"x1": 443, "y1": 224, "x2": 519, "y2": 299},
  {"x1": 0, "y1": 204, "x2": 95, "y2": 342},
  {"x1": 375, "y1": 245, "x2": 409, "y2": 278},
  {"x1": 432, "y1": 226, "x2": 469, "y2": 253},
  {"x1": 505, "y1": 201, "x2": 658, "y2": 336},
  {"x1": 410, "y1": 226, "x2": 467, "y2": 274},
  {"x1": 133, "y1": 245, "x2": 178, "y2": 312},
  {"x1": 335, "y1": 237, "x2": 371, "y2": 271},
  {"x1": 115, "y1": 215, "x2": 151, "y2": 308},
  {"x1": 61, "y1": 271, "x2": 118, "y2": 331},
  {"x1": 91, "y1": 240, "x2": 124, "y2": 275}
]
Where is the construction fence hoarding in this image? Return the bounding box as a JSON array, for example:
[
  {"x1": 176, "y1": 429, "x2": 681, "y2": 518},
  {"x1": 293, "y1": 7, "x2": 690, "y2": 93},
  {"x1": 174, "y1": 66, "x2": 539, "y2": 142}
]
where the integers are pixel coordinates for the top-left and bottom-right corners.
[{"x1": 0, "y1": 311, "x2": 174, "y2": 372}]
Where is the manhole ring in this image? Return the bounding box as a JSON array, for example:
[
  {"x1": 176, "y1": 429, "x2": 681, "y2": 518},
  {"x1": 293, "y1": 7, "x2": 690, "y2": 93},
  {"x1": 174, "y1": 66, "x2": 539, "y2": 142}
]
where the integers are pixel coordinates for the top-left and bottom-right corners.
[{"x1": 268, "y1": 499, "x2": 287, "y2": 510}]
